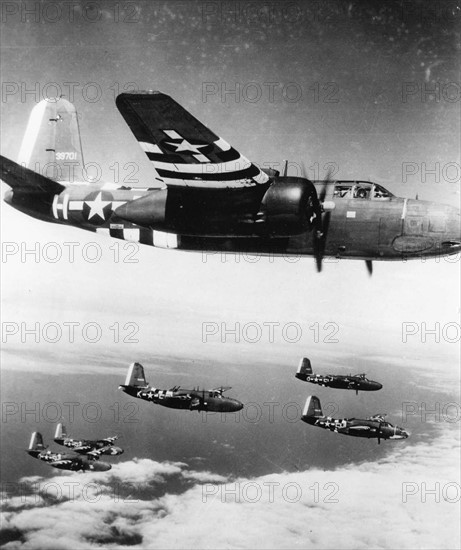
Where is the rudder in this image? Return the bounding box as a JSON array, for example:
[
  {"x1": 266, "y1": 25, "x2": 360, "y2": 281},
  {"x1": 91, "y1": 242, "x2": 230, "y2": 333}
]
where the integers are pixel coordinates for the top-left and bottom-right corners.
[
  {"x1": 302, "y1": 396, "x2": 323, "y2": 418},
  {"x1": 124, "y1": 362, "x2": 148, "y2": 387},
  {"x1": 18, "y1": 98, "x2": 85, "y2": 183},
  {"x1": 29, "y1": 431, "x2": 46, "y2": 451},
  {"x1": 296, "y1": 357, "x2": 312, "y2": 378}
]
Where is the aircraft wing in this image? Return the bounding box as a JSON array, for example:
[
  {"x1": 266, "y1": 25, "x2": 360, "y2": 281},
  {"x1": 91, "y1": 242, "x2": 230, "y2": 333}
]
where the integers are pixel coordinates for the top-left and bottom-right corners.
[
  {"x1": 212, "y1": 386, "x2": 232, "y2": 394},
  {"x1": 87, "y1": 446, "x2": 110, "y2": 458},
  {"x1": 116, "y1": 92, "x2": 270, "y2": 189},
  {"x1": 350, "y1": 426, "x2": 372, "y2": 431},
  {"x1": 73, "y1": 445, "x2": 92, "y2": 453},
  {"x1": 49, "y1": 459, "x2": 75, "y2": 468},
  {"x1": 101, "y1": 436, "x2": 118, "y2": 444},
  {"x1": 0, "y1": 155, "x2": 65, "y2": 195}
]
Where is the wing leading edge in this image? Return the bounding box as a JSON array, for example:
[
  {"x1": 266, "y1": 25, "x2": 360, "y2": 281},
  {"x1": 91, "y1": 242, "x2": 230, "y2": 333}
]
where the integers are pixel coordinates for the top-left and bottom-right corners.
[{"x1": 116, "y1": 91, "x2": 269, "y2": 189}]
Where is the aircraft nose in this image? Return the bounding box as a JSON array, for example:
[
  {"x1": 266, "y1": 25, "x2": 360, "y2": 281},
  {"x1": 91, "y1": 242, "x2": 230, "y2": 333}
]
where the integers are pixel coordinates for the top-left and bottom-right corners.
[
  {"x1": 371, "y1": 381, "x2": 383, "y2": 391},
  {"x1": 436, "y1": 204, "x2": 461, "y2": 254},
  {"x1": 394, "y1": 427, "x2": 410, "y2": 439},
  {"x1": 95, "y1": 462, "x2": 112, "y2": 471},
  {"x1": 230, "y1": 399, "x2": 244, "y2": 412}
]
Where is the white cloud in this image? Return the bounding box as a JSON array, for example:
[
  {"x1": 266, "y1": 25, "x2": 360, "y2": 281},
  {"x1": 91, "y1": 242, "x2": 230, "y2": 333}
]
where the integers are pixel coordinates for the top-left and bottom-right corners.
[{"x1": 1, "y1": 427, "x2": 459, "y2": 549}]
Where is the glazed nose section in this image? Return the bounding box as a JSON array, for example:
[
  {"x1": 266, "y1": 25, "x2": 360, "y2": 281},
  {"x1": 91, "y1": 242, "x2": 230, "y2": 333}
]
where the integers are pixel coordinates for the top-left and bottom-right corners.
[
  {"x1": 111, "y1": 446, "x2": 124, "y2": 455},
  {"x1": 393, "y1": 426, "x2": 410, "y2": 440}
]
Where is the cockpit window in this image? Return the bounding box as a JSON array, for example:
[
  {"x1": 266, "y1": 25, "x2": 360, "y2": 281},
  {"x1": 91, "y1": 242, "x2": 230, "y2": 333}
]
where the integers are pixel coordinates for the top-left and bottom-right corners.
[
  {"x1": 373, "y1": 184, "x2": 391, "y2": 199},
  {"x1": 353, "y1": 183, "x2": 372, "y2": 199},
  {"x1": 334, "y1": 184, "x2": 352, "y2": 198}
]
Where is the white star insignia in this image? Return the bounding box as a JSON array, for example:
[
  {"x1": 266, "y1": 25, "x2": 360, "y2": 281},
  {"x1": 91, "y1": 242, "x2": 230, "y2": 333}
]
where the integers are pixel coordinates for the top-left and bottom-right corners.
[
  {"x1": 166, "y1": 139, "x2": 207, "y2": 155},
  {"x1": 84, "y1": 192, "x2": 111, "y2": 221}
]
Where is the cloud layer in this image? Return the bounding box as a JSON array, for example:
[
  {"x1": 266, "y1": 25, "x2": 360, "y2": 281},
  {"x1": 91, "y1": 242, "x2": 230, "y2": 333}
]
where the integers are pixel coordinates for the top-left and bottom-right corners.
[{"x1": 1, "y1": 427, "x2": 459, "y2": 549}]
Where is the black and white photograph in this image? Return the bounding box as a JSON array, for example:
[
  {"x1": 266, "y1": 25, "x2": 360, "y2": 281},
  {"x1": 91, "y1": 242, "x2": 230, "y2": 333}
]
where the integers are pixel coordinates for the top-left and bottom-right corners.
[{"x1": 1, "y1": 1, "x2": 460, "y2": 548}]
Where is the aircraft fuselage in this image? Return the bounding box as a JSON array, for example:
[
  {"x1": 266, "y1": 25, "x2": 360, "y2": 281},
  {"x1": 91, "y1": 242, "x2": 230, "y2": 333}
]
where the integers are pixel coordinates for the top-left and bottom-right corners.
[
  {"x1": 5, "y1": 178, "x2": 460, "y2": 261},
  {"x1": 121, "y1": 385, "x2": 243, "y2": 412}
]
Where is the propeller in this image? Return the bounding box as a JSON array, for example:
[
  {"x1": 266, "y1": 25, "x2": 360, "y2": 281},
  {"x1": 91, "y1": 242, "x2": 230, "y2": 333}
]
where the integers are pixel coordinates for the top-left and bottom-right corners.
[
  {"x1": 365, "y1": 260, "x2": 373, "y2": 276},
  {"x1": 303, "y1": 165, "x2": 335, "y2": 272}
]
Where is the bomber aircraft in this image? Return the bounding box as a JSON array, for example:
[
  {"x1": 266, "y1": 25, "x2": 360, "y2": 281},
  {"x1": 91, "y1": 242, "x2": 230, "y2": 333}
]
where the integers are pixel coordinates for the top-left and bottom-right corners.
[
  {"x1": 301, "y1": 396, "x2": 409, "y2": 444},
  {"x1": 295, "y1": 357, "x2": 383, "y2": 394},
  {"x1": 26, "y1": 432, "x2": 112, "y2": 472},
  {"x1": 54, "y1": 423, "x2": 124, "y2": 458},
  {"x1": 1, "y1": 92, "x2": 460, "y2": 272},
  {"x1": 119, "y1": 362, "x2": 244, "y2": 413}
]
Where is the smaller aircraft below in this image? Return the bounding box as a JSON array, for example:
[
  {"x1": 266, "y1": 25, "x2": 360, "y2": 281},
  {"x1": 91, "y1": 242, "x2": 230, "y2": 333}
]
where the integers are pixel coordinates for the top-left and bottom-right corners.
[
  {"x1": 301, "y1": 396, "x2": 409, "y2": 444},
  {"x1": 54, "y1": 423, "x2": 124, "y2": 458},
  {"x1": 119, "y1": 362, "x2": 244, "y2": 413},
  {"x1": 295, "y1": 357, "x2": 382, "y2": 394},
  {"x1": 26, "y1": 432, "x2": 112, "y2": 472}
]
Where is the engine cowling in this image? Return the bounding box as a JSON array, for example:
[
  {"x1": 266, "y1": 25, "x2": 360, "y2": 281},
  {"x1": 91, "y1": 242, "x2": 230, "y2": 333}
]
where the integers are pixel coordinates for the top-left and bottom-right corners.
[
  {"x1": 114, "y1": 188, "x2": 167, "y2": 227},
  {"x1": 259, "y1": 177, "x2": 318, "y2": 236}
]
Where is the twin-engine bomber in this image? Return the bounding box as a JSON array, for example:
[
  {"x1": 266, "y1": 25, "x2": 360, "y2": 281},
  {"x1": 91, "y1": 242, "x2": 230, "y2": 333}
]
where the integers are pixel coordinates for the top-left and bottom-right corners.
[
  {"x1": 120, "y1": 362, "x2": 244, "y2": 413},
  {"x1": 26, "y1": 432, "x2": 113, "y2": 472},
  {"x1": 54, "y1": 423, "x2": 124, "y2": 458},
  {"x1": 295, "y1": 357, "x2": 383, "y2": 394},
  {"x1": 301, "y1": 396, "x2": 409, "y2": 444},
  {"x1": 1, "y1": 92, "x2": 460, "y2": 272}
]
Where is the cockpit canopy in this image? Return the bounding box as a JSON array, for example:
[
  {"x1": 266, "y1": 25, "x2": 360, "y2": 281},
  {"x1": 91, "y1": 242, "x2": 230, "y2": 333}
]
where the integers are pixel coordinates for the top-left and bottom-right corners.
[{"x1": 333, "y1": 181, "x2": 393, "y2": 200}]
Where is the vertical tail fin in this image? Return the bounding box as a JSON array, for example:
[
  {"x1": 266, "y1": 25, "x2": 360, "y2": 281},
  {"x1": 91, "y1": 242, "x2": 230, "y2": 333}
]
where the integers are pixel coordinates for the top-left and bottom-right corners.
[
  {"x1": 18, "y1": 98, "x2": 85, "y2": 183},
  {"x1": 29, "y1": 432, "x2": 46, "y2": 451},
  {"x1": 302, "y1": 396, "x2": 323, "y2": 419},
  {"x1": 296, "y1": 357, "x2": 312, "y2": 380},
  {"x1": 54, "y1": 423, "x2": 67, "y2": 440},
  {"x1": 124, "y1": 362, "x2": 148, "y2": 387}
]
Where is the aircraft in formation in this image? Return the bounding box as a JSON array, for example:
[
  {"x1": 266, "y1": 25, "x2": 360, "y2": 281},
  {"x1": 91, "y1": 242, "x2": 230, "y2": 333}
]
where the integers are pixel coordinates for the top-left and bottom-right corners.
[
  {"x1": 295, "y1": 357, "x2": 383, "y2": 394},
  {"x1": 119, "y1": 362, "x2": 244, "y2": 412},
  {"x1": 25, "y1": 359, "x2": 407, "y2": 476},
  {"x1": 54, "y1": 423, "x2": 124, "y2": 457},
  {"x1": 1, "y1": 92, "x2": 460, "y2": 272},
  {"x1": 301, "y1": 396, "x2": 409, "y2": 444},
  {"x1": 26, "y1": 432, "x2": 114, "y2": 472}
]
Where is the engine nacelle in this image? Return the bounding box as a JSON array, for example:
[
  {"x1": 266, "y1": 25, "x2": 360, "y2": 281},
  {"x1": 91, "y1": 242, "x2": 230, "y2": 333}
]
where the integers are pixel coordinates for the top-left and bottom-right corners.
[
  {"x1": 114, "y1": 188, "x2": 167, "y2": 227},
  {"x1": 260, "y1": 177, "x2": 317, "y2": 236}
]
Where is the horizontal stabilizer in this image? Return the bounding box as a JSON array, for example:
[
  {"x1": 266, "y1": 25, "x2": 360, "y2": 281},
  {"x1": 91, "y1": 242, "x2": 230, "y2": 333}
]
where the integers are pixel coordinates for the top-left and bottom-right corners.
[
  {"x1": 116, "y1": 91, "x2": 269, "y2": 188},
  {"x1": 1, "y1": 155, "x2": 64, "y2": 195}
]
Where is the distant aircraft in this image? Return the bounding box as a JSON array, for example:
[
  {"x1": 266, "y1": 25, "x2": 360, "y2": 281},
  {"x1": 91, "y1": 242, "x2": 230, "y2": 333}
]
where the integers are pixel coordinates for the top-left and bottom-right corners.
[
  {"x1": 1, "y1": 92, "x2": 460, "y2": 273},
  {"x1": 54, "y1": 423, "x2": 124, "y2": 458},
  {"x1": 295, "y1": 357, "x2": 382, "y2": 394},
  {"x1": 301, "y1": 396, "x2": 409, "y2": 444},
  {"x1": 119, "y1": 362, "x2": 244, "y2": 413},
  {"x1": 26, "y1": 432, "x2": 112, "y2": 471}
]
